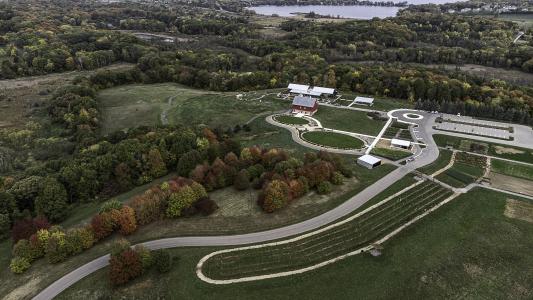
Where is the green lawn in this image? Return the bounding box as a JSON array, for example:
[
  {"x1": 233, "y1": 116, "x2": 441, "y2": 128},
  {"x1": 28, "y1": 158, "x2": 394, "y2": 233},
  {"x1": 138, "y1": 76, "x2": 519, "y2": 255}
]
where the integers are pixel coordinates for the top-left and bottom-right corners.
[
  {"x1": 274, "y1": 115, "x2": 309, "y2": 125},
  {"x1": 56, "y1": 188, "x2": 533, "y2": 300},
  {"x1": 491, "y1": 159, "x2": 533, "y2": 181},
  {"x1": 433, "y1": 134, "x2": 533, "y2": 164},
  {"x1": 302, "y1": 131, "x2": 364, "y2": 149},
  {"x1": 98, "y1": 84, "x2": 286, "y2": 135},
  {"x1": 418, "y1": 149, "x2": 453, "y2": 175},
  {"x1": 313, "y1": 106, "x2": 385, "y2": 136},
  {"x1": 370, "y1": 147, "x2": 412, "y2": 161}
]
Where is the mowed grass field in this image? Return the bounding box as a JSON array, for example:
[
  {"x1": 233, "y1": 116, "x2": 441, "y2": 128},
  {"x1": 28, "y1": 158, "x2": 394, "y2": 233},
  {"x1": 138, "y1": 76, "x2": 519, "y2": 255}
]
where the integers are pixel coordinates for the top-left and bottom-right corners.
[
  {"x1": 418, "y1": 149, "x2": 453, "y2": 175},
  {"x1": 56, "y1": 188, "x2": 533, "y2": 300},
  {"x1": 491, "y1": 159, "x2": 533, "y2": 181},
  {"x1": 97, "y1": 83, "x2": 286, "y2": 135},
  {"x1": 313, "y1": 106, "x2": 385, "y2": 136},
  {"x1": 302, "y1": 131, "x2": 364, "y2": 149},
  {"x1": 274, "y1": 115, "x2": 309, "y2": 125}
]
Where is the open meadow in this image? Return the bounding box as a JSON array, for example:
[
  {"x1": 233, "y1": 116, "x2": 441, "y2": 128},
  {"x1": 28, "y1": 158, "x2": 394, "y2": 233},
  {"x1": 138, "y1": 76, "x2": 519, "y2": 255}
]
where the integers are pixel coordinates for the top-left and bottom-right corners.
[{"x1": 98, "y1": 84, "x2": 287, "y2": 135}]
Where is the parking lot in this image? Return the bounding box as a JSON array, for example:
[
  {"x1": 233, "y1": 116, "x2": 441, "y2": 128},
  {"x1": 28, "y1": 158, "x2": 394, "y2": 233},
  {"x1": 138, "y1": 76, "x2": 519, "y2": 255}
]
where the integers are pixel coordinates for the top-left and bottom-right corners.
[
  {"x1": 435, "y1": 121, "x2": 511, "y2": 139},
  {"x1": 443, "y1": 115, "x2": 512, "y2": 131}
]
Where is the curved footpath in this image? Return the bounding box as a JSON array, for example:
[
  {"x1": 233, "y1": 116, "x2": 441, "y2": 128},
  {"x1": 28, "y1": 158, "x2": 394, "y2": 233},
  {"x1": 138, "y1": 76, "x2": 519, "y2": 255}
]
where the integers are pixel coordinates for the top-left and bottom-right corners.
[{"x1": 34, "y1": 109, "x2": 438, "y2": 300}]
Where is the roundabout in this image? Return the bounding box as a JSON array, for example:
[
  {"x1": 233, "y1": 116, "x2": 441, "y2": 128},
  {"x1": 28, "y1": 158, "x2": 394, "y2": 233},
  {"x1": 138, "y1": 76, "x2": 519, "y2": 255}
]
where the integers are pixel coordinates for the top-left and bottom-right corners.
[{"x1": 403, "y1": 113, "x2": 424, "y2": 120}]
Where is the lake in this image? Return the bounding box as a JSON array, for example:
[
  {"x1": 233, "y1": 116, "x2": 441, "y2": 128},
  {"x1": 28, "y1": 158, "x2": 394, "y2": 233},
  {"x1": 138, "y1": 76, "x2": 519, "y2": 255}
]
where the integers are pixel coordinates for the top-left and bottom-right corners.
[{"x1": 249, "y1": 0, "x2": 460, "y2": 19}]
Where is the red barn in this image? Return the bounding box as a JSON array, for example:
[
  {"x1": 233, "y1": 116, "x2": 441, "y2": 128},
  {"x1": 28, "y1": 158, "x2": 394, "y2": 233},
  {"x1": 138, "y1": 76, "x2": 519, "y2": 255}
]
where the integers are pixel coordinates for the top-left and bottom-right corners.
[{"x1": 292, "y1": 96, "x2": 318, "y2": 116}]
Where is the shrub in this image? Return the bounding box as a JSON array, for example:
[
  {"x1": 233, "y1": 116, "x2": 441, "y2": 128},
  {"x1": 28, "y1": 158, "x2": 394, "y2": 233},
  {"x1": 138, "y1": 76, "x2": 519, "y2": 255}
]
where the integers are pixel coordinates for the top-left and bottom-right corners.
[
  {"x1": 190, "y1": 181, "x2": 208, "y2": 199},
  {"x1": 90, "y1": 213, "x2": 114, "y2": 240},
  {"x1": 317, "y1": 181, "x2": 332, "y2": 195},
  {"x1": 100, "y1": 199, "x2": 122, "y2": 213},
  {"x1": 194, "y1": 197, "x2": 218, "y2": 215},
  {"x1": 109, "y1": 248, "x2": 143, "y2": 286},
  {"x1": 118, "y1": 206, "x2": 137, "y2": 235},
  {"x1": 331, "y1": 172, "x2": 344, "y2": 185},
  {"x1": 130, "y1": 194, "x2": 163, "y2": 226},
  {"x1": 10, "y1": 257, "x2": 31, "y2": 274},
  {"x1": 12, "y1": 239, "x2": 34, "y2": 260},
  {"x1": 262, "y1": 180, "x2": 290, "y2": 213},
  {"x1": 65, "y1": 227, "x2": 94, "y2": 255},
  {"x1": 166, "y1": 186, "x2": 197, "y2": 218},
  {"x1": 234, "y1": 169, "x2": 250, "y2": 190},
  {"x1": 135, "y1": 245, "x2": 153, "y2": 272},
  {"x1": 45, "y1": 231, "x2": 69, "y2": 263},
  {"x1": 153, "y1": 249, "x2": 172, "y2": 273},
  {"x1": 177, "y1": 150, "x2": 202, "y2": 177}
]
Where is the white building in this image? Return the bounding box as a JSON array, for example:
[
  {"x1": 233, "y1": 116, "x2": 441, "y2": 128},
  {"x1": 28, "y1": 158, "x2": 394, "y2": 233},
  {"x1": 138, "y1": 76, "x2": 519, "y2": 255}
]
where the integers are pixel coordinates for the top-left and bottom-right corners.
[
  {"x1": 353, "y1": 96, "x2": 374, "y2": 106},
  {"x1": 311, "y1": 86, "x2": 337, "y2": 97},
  {"x1": 391, "y1": 139, "x2": 411, "y2": 149},
  {"x1": 357, "y1": 155, "x2": 381, "y2": 169}
]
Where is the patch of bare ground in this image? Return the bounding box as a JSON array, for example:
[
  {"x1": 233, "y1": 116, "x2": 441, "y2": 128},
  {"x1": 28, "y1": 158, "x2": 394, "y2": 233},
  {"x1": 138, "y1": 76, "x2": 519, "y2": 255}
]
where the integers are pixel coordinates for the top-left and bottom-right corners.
[
  {"x1": 504, "y1": 199, "x2": 533, "y2": 223},
  {"x1": 493, "y1": 145, "x2": 525, "y2": 155},
  {"x1": 489, "y1": 172, "x2": 533, "y2": 196},
  {"x1": 3, "y1": 276, "x2": 41, "y2": 300}
]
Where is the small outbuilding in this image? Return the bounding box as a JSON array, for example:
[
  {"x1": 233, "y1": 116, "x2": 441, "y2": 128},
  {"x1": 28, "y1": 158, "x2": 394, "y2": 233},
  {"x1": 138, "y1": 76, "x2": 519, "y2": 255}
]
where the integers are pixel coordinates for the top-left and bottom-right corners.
[
  {"x1": 292, "y1": 96, "x2": 318, "y2": 116},
  {"x1": 353, "y1": 96, "x2": 374, "y2": 106},
  {"x1": 357, "y1": 155, "x2": 381, "y2": 169},
  {"x1": 391, "y1": 139, "x2": 411, "y2": 149}
]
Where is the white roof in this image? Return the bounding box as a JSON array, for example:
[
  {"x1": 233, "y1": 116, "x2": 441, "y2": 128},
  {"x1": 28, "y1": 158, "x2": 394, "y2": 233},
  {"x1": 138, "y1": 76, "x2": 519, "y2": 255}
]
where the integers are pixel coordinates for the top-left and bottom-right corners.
[
  {"x1": 288, "y1": 83, "x2": 309, "y2": 91},
  {"x1": 354, "y1": 96, "x2": 374, "y2": 104},
  {"x1": 358, "y1": 155, "x2": 381, "y2": 165},
  {"x1": 391, "y1": 139, "x2": 411, "y2": 147},
  {"x1": 291, "y1": 89, "x2": 322, "y2": 97},
  {"x1": 311, "y1": 86, "x2": 335, "y2": 95}
]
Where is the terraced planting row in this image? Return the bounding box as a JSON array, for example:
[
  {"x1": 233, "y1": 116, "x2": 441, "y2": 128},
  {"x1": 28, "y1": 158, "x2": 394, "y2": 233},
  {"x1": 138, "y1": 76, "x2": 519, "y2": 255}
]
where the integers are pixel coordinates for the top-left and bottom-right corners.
[
  {"x1": 202, "y1": 181, "x2": 453, "y2": 280},
  {"x1": 436, "y1": 152, "x2": 486, "y2": 188}
]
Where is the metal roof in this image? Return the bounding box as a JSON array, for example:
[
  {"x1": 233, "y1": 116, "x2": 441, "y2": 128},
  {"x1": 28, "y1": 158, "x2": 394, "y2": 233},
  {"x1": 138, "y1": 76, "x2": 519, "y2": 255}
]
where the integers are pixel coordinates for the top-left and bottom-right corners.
[
  {"x1": 311, "y1": 86, "x2": 336, "y2": 95},
  {"x1": 288, "y1": 83, "x2": 309, "y2": 91},
  {"x1": 391, "y1": 139, "x2": 411, "y2": 147},
  {"x1": 354, "y1": 96, "x2": 374, "y2": 104},
  {"x1": 358, "y1": 155, "x2": 381, "y2": 165},
  {"x1": 291, "y1": 89, "x2": 322, "y2": 97},
  {"x1": 292, "y1": 96, "x2": 317, "y2": 108}
]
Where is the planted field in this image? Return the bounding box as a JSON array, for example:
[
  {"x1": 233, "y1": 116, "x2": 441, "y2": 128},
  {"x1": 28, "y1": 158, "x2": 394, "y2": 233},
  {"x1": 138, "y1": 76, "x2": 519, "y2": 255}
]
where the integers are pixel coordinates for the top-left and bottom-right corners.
[
  {"x1": 302, "y1": 131, "x2": 364, "y2": 149},
  {"x1": 434, "y1": 134, "x2": 533, "y2": 163},
  {"x1": 201, "y1": 181, "x2": 453, "y2": 280},
  {"x1": 98, "y1": 84, "x2": 286, "y2": 135},
  {"x1": 370, "y1": 147, "x2": 412, "y2": 161},
  {"x1": 313, "y1": 106, "x2": 385, "y2": 136},
  {"x1": 491, "y1": 159, "x2": 533, "y2": 181},
  {"x1": 436, "y1": 153, "x2": 486, "y2": 188},
  {"x1": 274, "y1": 115, "x2": 308, "y2": 125}
]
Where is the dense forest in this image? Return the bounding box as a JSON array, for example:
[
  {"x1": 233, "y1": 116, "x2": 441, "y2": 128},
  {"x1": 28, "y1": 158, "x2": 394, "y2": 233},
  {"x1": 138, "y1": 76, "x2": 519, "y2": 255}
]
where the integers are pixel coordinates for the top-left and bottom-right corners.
[{"x1": 0, "y1": 0, "x2": 532, "y2": 245}]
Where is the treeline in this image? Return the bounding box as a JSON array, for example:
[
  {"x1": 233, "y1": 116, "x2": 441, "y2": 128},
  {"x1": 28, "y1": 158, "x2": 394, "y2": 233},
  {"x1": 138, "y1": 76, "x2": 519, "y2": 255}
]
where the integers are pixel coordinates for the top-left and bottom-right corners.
[
  {"x1": 119, "y1": 49, "x2": 532, "y2": 124},
  {"x1": 0, "y1": 26, "x2": 151, "y2": 78},
  {"x1": 274, "y1": 14, "x2": 533, "y2": 72}
]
